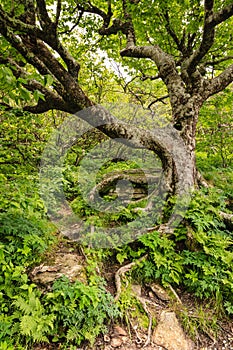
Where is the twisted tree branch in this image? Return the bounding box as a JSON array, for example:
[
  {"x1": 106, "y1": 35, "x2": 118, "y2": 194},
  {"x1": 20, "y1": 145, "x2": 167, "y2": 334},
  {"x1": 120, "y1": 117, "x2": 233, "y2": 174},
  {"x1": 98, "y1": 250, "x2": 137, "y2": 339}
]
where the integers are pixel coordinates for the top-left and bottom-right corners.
[
  {"x1": 0, "y1": 54, "x2": 67, "y2": 113},
  {"x1": 203, "y1": 63, "x2": 233, "y2": 99}
]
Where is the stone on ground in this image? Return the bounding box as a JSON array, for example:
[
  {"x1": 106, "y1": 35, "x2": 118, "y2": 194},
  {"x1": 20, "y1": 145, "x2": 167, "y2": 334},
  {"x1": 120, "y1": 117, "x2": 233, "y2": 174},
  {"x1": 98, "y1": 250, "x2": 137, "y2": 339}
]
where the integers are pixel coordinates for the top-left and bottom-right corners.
[{"x1": 153, "y1": 310, "x2": 194, "y2": 350}]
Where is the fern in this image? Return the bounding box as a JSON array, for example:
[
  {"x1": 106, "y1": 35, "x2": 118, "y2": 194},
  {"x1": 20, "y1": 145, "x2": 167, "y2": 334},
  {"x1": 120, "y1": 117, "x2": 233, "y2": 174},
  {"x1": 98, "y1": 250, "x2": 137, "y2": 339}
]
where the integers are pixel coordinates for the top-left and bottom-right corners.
[
  {"x1": 12, "y1": 290, "x2": 55, "y2": 343},
  {"x1": 44, "y1": 275, "x2": 120, "y2": 346},
  {"x1": 0, "y1": 341, "x2": 15, "y2": 350}
]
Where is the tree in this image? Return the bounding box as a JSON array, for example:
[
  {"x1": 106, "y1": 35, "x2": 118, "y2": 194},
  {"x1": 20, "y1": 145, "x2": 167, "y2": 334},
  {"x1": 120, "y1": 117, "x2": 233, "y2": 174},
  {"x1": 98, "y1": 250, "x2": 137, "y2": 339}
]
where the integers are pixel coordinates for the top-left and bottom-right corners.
[{"x1": 0, "y1": 0, "x2": 233, "y2": 232}]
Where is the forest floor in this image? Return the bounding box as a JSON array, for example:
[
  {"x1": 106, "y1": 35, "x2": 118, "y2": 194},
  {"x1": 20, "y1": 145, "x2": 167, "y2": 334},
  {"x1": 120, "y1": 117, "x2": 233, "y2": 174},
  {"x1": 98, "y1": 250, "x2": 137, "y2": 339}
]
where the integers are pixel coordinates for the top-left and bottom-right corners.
[{"x1": 32, "y1": 241, "x2": 233, "y2": 350}]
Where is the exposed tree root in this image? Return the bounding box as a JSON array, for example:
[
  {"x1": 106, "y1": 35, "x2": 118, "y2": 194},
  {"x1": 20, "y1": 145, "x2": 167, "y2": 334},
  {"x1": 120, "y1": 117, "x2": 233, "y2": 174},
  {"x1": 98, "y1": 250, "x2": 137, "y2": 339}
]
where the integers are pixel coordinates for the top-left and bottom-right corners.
[
  {"x1": 196, "y1": 171, "x2": 211, "y2": 188},
  {"x1": 137, "y1": 296, "x2": 153, "y2": 347},
  {"x1": 146, "y1": 224, "x2": 174, "y2": 235},
  {"x1": 128, "y1": 315, "x2": 143, "y2": 345},
  {"x1": 127, "y1": 292, "x2": 154, "y2": 347},
  {"x1": 114, "y1": 254, "x2": 155, "y2": 346},
  {"x1": 168, "y1": 284, "x2": 182, "y2": 304},
  {"x1": 219, "y1": 211, "x2": 233, "y2": 231},
  {"x1": 114, "y1": 254, "x2": 148, "y2": 301}
]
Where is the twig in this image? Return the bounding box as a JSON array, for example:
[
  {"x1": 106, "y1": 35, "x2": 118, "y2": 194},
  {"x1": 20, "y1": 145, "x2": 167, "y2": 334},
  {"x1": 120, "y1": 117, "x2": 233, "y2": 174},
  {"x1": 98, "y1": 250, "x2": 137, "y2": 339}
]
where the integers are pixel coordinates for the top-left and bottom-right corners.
[
  {"x1": 140, "y1": 74, "x2": 161, "y2": 81},
  {"x1": 197, "y1": 171, "x2": 210, "y2": 188},
  {"x1": 148, "y1": 95, "x2": 169, "y2": 108},
  {"x1": 217, "y1": 321, "x2": 233, "y2": 336}
]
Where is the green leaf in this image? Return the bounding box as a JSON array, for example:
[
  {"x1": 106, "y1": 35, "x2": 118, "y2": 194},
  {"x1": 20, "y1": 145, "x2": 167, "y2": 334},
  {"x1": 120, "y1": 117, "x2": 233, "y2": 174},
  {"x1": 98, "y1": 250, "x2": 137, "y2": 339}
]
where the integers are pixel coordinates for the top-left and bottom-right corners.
[{"x1": 33, "y1": 90, "x2": 45, "y2": 103}]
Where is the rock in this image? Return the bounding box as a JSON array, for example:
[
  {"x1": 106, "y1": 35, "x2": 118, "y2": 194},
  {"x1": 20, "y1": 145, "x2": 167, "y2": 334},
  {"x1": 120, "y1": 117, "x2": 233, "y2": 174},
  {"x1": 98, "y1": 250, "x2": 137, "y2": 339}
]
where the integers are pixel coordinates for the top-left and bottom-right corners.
[
  {"x1": 153, "y1": 311, "x2": 194, "y2": 350},
  {"x1": 149, "y1": 291, "x2": 154, "y2": 299},
  {"x1": 31, "y1": 253, "x2": 86, "y2": 285},
  {"x1": 131, "y1": 284, "x2": 142, "y2": 297},
  {"x1": 104, "y1": 334, "x2": 111, "y2": 342},
  {"x1": 121, "y1": 336, "x2": 128, "y2": 344},
  {"x1": 150, "y1": 283, "x2": 170, "y2": 301},
  {"x1": 99, "y1": 168, "x2": 161, "y2": 202},
  {"x1": 111, "y1": 337, "x2": 123, "y2": 348},
  {"x1": 113, "y1": 325, "x2": 128, "y2": 336}
]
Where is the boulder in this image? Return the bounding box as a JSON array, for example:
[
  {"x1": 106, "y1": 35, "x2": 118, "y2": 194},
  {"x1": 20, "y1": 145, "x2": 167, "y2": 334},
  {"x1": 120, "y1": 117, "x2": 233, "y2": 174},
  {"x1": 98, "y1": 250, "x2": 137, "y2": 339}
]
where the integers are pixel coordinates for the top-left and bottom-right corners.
[{"x1": 153, "y1": 310, "x2": 194, "y2": 350}]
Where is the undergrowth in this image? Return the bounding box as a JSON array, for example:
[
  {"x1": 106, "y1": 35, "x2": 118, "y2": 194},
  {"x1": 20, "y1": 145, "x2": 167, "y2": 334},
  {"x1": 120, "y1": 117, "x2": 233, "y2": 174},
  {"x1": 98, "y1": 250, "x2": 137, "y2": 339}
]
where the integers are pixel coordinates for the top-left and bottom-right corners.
[{"x1": 0, "y1": 210, "x2": 119, "y2": 348}]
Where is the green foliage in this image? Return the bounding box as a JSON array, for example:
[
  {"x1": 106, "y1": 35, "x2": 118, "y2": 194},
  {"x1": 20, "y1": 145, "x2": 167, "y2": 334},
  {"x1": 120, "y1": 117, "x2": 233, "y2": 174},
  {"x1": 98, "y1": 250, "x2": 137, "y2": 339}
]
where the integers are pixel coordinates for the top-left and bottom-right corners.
[
  {"x1": 0, "y1": 212, "x2": 56, "y2": 347},
  {"x1": 13, "y1": 288, "x2": 55, "y2": 343},
  {"x1": 121, "y1": 188, "x2": 233, "y2": 314},
  {"x1": 139, "y1": 231, "x2": 184, "y2": 285},
  {"x1": 44, "y1": 275, "x2": 120, "y2": 346},
  {"x1": 0, "y1": 66, "x2": 46, "y2": 107},
  {"x1": 0, "y1": 212, "x2": 56, "y2": 266},
  {"x1": 0, "y1": 210, "x2": 56, "y2": 317},
  {"x1": 0, "y1": 106, "x2": 122, "y2": 348},
  {"x1": 0, "y1": 210, "x2": 119, "y2": 348},
  {"x1": 0, "y1": 216, "x2": 119, "y2": 348},
  {"x1": 197, "y1": 89, "x2": 233, "y2": 169},
  {"x1": 179, "y1": 304, "x2": 219, "y2": 341},
  {"x1": 0, "y1": 109, "x2": 64, "y2": 175}
]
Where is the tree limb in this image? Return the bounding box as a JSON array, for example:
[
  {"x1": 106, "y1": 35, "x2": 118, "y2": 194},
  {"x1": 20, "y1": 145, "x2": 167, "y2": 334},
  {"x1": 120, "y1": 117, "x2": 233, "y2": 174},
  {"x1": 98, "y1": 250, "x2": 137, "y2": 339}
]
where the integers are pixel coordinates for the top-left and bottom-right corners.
[
  {"x1": 203, "y1": 63, "x2": 233, "y2": 98},
  {"x1": 183, "y1": 1, "x2": 233, "y2": 76},
  {"x1": 75, "y1": 1, "x2": 113, "y2": 34},
  {"x1": 88, "y1": 0, "x2": 135, "y2": 46},
  {"x1": 0, "y1": 5, "x2": 38, "y2": 34},
  {"x1": 59, "y1": 10, "x2": 84, "y2": 35},
  {"x1": 0, "y1": 24, "x2": 67, "y2": 98},
  {"x1": 140, "y1": 74, "x2": 161, "y2": 81},
  {"x1": 20, "y1": 0, "x2": 36, "y2": 25},
  {"x1": 204, "y1": 56, "x2": 233, "y2": 66},
  {"x1": 55, "y1": 0, "x2": 61, "y2": 28},
  {"x1": 0, "y1": 55, "x2": 68, "y2": 113},
  {"x1": 36, "y1": 0, "x2": 81, "y2": 79},
  {"x1": 164, "y1": 11, "x2": 184, "y2": 53},
  {"x1": 0, "y1": 4, "x2": 80, "y2": 78},
  {"x1": 148, "y1": 95, "x2": 169, "y2": 109},
  {"x1": 183, "y1": 0, "x2": 215, "y2": 76},
  {"x1": 122, "y1": 0, "x2": 136, "y2": 47},
  {"x1": 211, "y1": 2, "x2": 233, "y2": 26},
  {"x1": 36, "y1": 0, "x2": 54, "y2": 31},
  {"x1": 121, "y1": 44, "x2": 190, "y2": 117}
]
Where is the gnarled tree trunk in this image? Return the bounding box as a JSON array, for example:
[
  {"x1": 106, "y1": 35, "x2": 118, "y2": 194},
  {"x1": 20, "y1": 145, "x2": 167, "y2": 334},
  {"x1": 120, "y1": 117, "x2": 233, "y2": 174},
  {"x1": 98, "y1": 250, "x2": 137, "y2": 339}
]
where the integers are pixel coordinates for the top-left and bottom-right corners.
[{"x1": 0, "y1": 0, "x2": 233, "y2": 234}]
